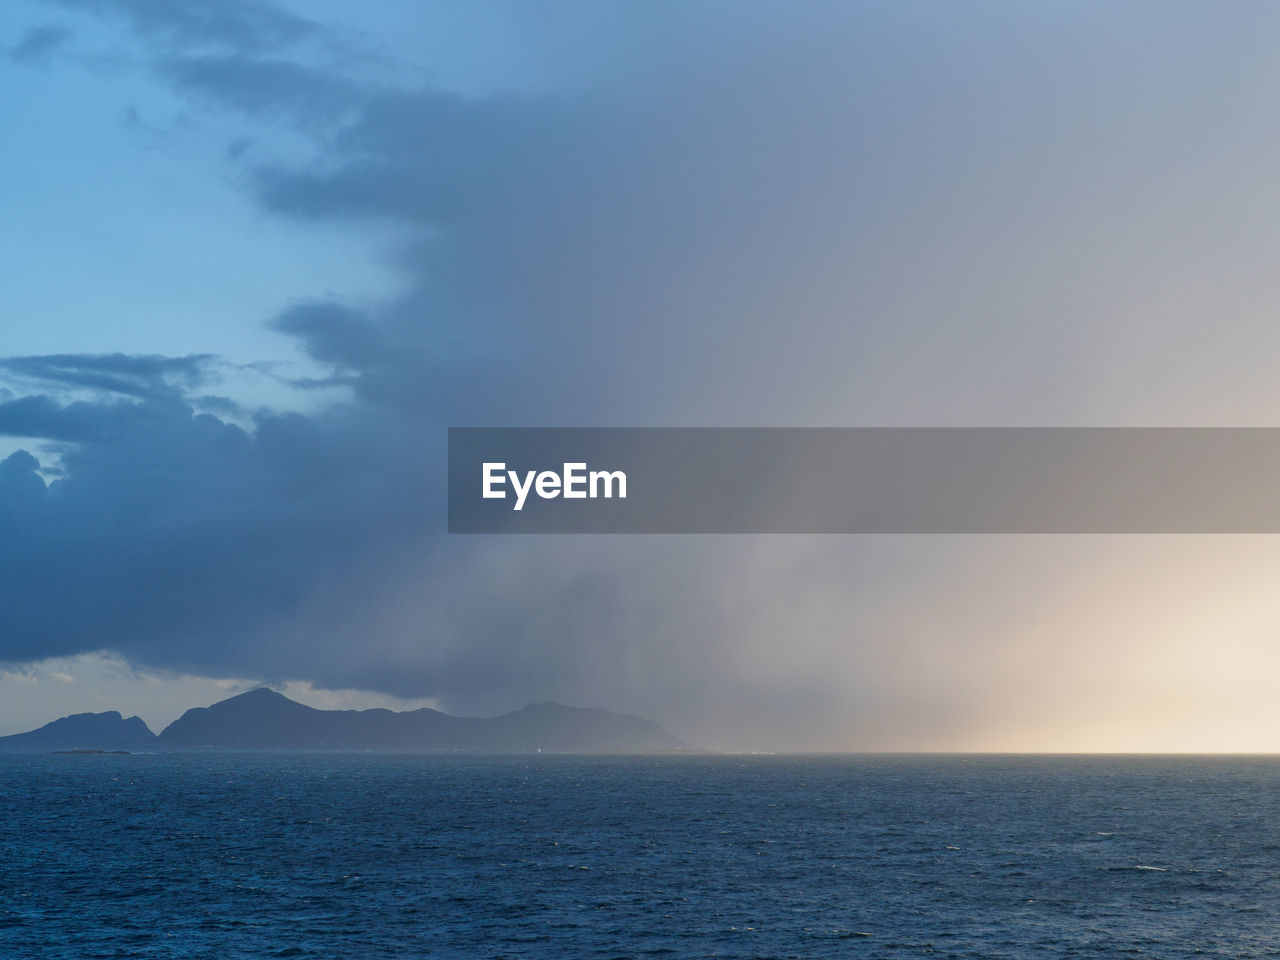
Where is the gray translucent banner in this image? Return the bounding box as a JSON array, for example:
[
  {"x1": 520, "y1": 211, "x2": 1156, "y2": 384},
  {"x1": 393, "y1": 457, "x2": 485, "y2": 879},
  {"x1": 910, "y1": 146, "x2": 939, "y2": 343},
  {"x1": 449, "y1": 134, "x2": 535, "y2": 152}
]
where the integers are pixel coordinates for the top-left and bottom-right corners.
[{"x1": 448, "y1": 428, "x2": 1280, "y2": 533}]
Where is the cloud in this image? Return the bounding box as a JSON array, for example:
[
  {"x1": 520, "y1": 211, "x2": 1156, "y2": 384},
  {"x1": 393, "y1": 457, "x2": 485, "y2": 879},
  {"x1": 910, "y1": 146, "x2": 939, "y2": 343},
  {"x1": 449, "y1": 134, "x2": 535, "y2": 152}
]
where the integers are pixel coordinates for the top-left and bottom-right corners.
[
  {"x1": 0, "y1": 372, "x2": 436, "y2": 675},
  {"x1": 0, "y1": 450, "x2": 47, "y2": 501},
  {"x1": 159, "y1": 54, "x2": 365, "y2": 123},
  {"x1": 271, "y1": 301, "x2": 391, "y2": 371},
  {"x1": 45, "y1": 0, "x2": 320, "y2": 54},
  {"x1": 0, "y1": 353, "x2": 216, "y2": 401},
  {"x1": 41, "y1": 0, "x2": 374, "y2": 136},
  {"x1": 8, "y1": 24, "x2": 72, "y2": 65}
]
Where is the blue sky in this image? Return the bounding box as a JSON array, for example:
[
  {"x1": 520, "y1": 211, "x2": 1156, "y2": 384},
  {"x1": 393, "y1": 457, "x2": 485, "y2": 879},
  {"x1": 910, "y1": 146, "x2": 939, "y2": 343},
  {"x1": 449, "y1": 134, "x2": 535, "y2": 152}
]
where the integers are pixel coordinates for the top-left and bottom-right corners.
[{"x1": 5, "y1": 1, "x2": 1280, "y2": 750}]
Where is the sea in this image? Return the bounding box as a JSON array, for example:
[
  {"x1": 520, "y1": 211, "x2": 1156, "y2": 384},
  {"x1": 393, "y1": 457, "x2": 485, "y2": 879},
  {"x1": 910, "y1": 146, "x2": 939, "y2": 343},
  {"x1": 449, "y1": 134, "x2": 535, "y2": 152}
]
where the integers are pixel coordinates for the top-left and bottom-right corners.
[{"x1": 0, "y1": 753, "x2": 1276, "y2": 958}]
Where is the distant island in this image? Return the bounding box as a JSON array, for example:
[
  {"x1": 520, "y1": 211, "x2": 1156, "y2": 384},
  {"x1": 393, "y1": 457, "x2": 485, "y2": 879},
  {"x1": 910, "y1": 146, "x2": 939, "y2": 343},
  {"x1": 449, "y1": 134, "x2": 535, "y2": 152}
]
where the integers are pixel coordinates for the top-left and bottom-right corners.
[
  {"x1": 0, "y1": 710, "x2": 155, "y2": 751},
  {"x1": 0, "y1": 688, "x2": 688, "y2": 754}
]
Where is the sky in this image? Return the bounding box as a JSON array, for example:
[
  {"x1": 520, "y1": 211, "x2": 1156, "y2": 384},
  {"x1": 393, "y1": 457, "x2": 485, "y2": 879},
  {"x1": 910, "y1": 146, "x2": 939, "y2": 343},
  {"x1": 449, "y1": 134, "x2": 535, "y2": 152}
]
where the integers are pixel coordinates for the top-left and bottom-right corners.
[{"x1": 5, "y1": 0, "x2": 1280, "y2": 751}]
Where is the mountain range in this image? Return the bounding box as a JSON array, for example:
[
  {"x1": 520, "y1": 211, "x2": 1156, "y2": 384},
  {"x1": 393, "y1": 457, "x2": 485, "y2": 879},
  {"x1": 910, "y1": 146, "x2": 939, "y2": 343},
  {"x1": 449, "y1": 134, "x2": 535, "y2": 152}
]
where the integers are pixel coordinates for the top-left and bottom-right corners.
[{"x1": 0, "y1": 688, "x2": 687, "y2": 753}]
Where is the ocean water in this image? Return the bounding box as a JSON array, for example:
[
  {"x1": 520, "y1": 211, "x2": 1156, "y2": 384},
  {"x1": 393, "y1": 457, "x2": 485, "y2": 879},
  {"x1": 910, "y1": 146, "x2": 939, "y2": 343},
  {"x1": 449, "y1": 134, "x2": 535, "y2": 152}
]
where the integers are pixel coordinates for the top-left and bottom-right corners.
[{"x1": 1, "y1": 754, "x2": 1277, "y2": 958}]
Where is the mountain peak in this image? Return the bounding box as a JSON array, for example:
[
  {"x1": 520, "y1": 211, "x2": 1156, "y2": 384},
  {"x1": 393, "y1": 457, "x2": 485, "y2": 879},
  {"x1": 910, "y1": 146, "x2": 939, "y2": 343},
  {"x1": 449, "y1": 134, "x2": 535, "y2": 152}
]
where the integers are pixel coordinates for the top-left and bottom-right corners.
[{"x1": 224, "y1": 687, "x2": 292, "y2": 703}]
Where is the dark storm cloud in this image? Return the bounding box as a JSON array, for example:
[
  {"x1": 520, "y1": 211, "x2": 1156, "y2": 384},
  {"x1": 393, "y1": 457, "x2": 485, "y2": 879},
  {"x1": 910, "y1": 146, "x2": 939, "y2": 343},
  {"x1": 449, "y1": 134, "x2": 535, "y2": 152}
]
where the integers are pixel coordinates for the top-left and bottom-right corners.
[
  {"x1": 0, "y1": 347, "x2": 434, "y2": 678},
  {"x1": 0, "y1": 362, "x2": 435, "y2": 676}
]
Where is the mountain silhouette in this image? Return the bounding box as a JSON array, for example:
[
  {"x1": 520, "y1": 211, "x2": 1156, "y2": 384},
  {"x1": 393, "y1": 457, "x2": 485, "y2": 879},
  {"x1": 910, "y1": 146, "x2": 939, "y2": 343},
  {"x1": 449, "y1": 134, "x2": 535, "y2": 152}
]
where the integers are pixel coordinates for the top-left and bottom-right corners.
[
  {"x1": 0, "y1": 689, "x2": 687, "y2": 753},
  {"x1": 0, "y1": 711, "x2": 156, "y2": 750},
  {"x1": 154, "y1": 688, "x2": 685, "y2": 752}
]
